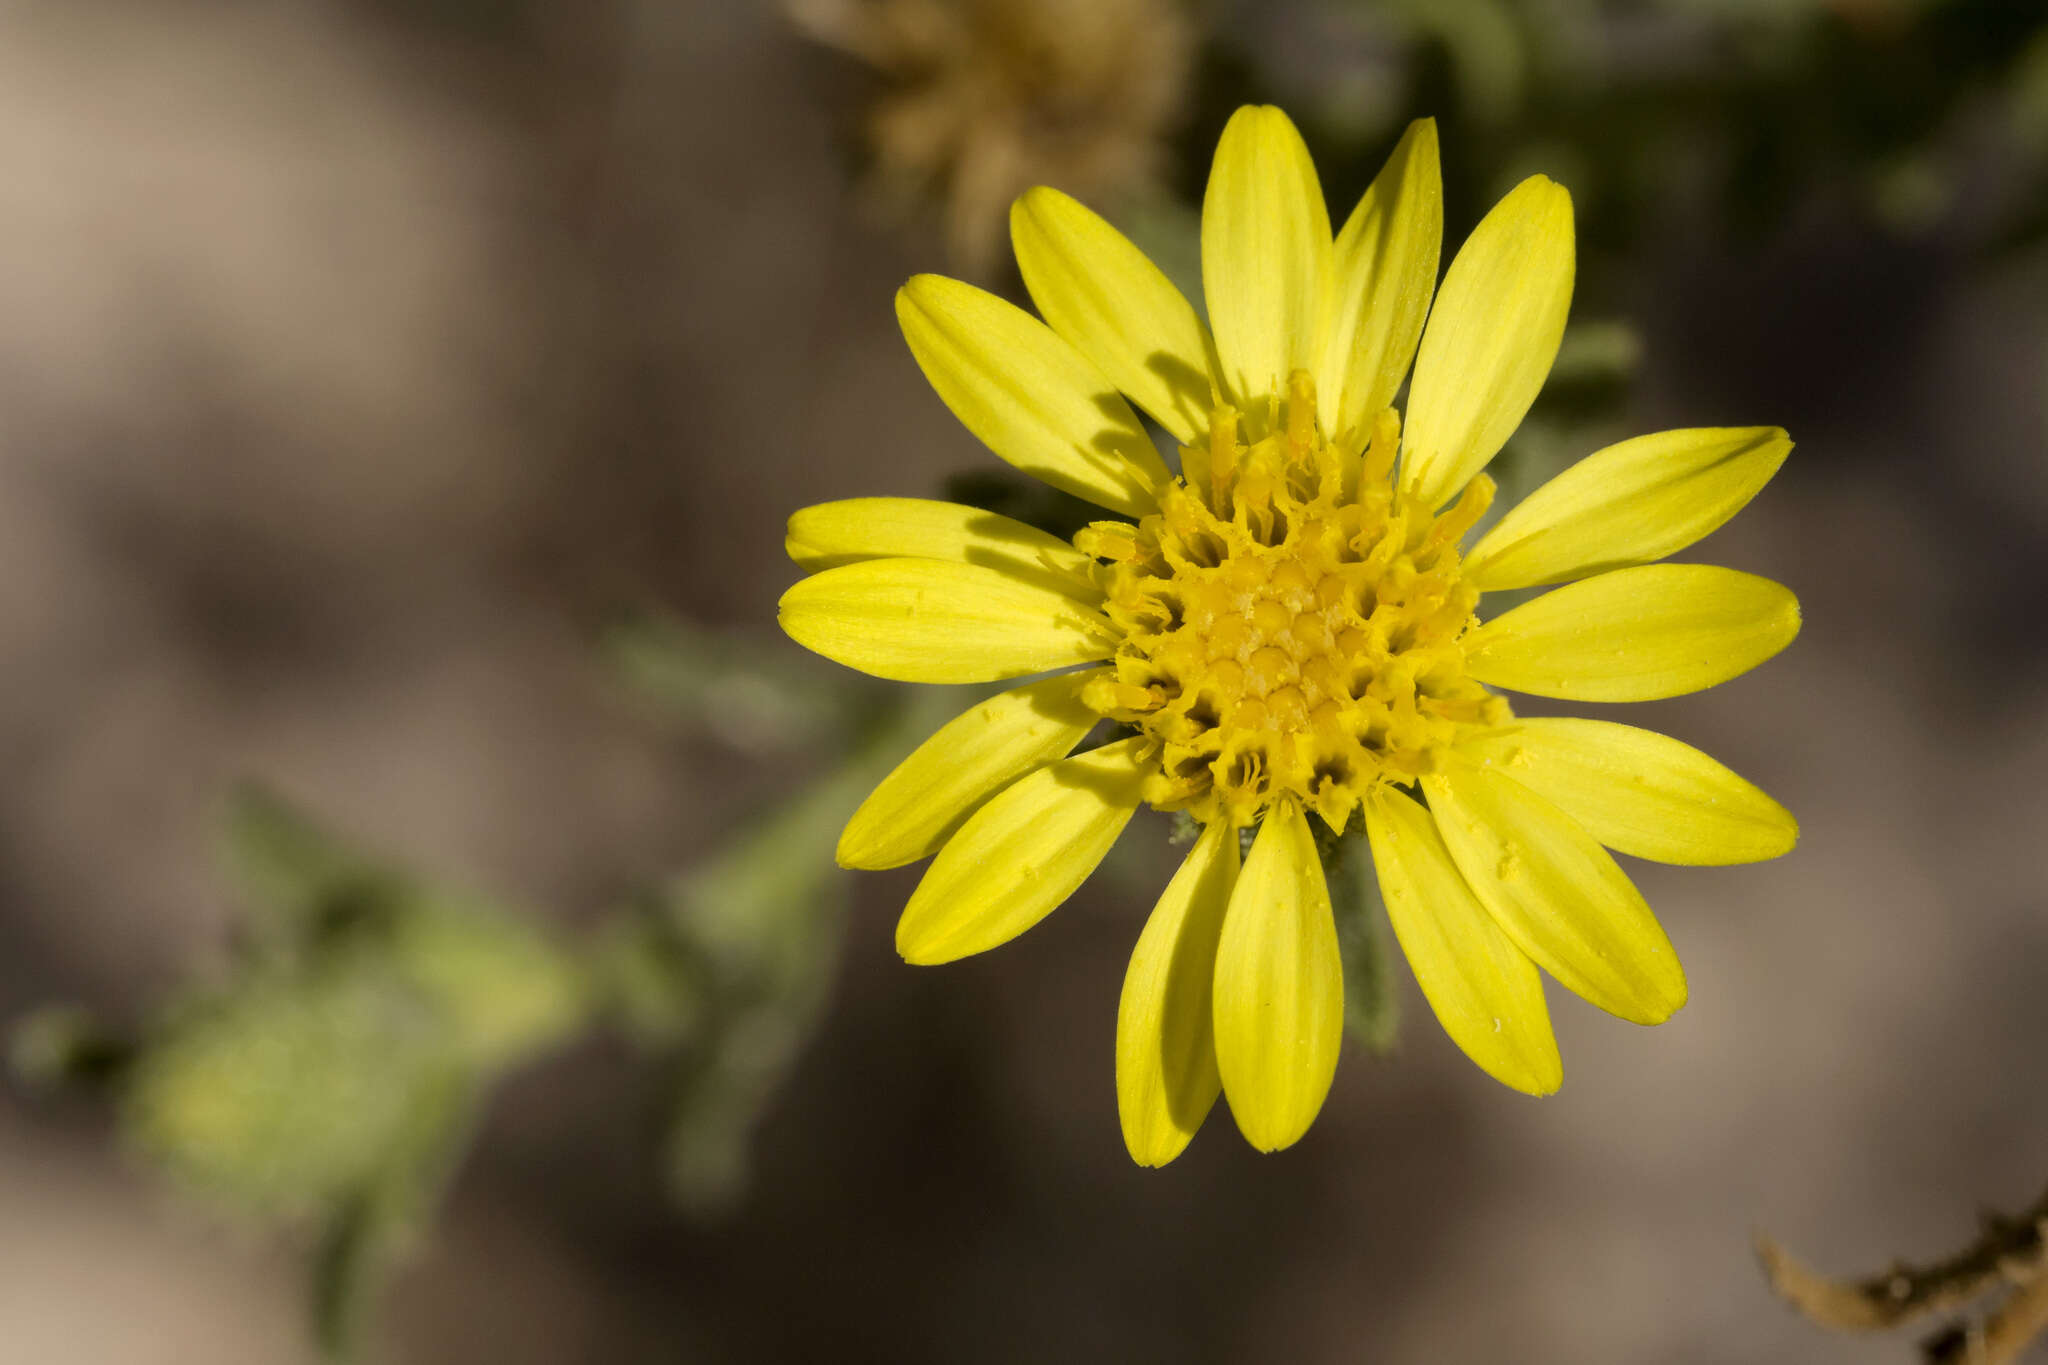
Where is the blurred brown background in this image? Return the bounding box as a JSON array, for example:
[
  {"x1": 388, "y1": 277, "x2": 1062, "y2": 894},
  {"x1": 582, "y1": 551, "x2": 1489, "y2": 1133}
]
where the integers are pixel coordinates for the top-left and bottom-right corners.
[{"x1": 4, "y1": 1, "x2": 2048, "y2": 1362}]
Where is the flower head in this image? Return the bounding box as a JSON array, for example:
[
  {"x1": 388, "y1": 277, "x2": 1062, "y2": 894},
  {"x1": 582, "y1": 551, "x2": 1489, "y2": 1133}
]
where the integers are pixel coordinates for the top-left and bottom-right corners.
[
  {"x1": 788, "y1": 0, "x2": 1191, "y2": 274},
  {"x1": 780, "y1": 106, "x2": 1800, "y2": 1164}
]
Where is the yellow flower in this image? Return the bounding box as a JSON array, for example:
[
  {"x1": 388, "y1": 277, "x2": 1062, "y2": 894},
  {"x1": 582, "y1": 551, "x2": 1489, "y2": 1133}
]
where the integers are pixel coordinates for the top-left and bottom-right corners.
[{"x1": 779, "y1": 106, "x2": 1800, "y2": 1165}]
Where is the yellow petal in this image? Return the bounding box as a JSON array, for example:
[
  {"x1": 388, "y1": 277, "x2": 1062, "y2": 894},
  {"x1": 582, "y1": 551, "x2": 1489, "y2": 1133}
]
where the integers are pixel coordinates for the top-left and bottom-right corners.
[
  {"x1": 786, "y1": 497, "x2": 1095, "y2": 597},
  {"x1": 839, "y1": 672, "x2": 1105, "y2": 870},
  {"x1": 1012, "y1": 187, "x2": 1220, "y2": 444},
  {"x1": 1363, "y1": 786, "x2": 1560, "y2": 1094},
  {"x1": 1402, "y1": 176, "x2": 1574, "y2": 508},
  {"x1": 1422, "y1": 765, "x2": 1686, "y2": 1025},
  {"x1": 1466, "y1": 564, "x2": 1800, "y2": 702},
  {"x1": 1201, "y1": 106, "x2": 1332, "y2": 410},
  {"x1": 1212, "y1": 800, "x2": 1345, "y2": 1152},
  {"x1": 897, "y1": 274, "x2": 1170, "y2": 516},
  {"x1": 1314, "y1": 118, "x2": 1442, "y2": 454},
  {"x1": 1465, "y1": 427, "x2": 1793, "y2": 591},
  {"x1": 896, "y1": 738, "x2": 1148, "y2": 964},
  {"x1": 779, "y1": 558, "x2": 1114, "y2": 683},
  {"x1": 1460, "y1": 718, "x2": 1797, "y2": 865},
  {"x1": 1116, "y1": 819, "x2": 1238, "y2": 1167}
]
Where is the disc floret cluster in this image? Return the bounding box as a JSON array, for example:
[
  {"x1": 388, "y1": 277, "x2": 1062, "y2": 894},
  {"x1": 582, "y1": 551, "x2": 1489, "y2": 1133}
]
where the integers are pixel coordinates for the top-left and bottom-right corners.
[{"x1": 1083, "y1": 370, "x2": 1506, "y2": 832}]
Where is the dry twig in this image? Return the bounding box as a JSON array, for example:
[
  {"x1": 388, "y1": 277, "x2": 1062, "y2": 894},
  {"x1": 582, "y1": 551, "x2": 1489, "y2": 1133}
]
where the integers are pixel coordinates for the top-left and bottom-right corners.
[{"x1": 1759, "y1": 1183, "x2": 2048, "y2": 1364}]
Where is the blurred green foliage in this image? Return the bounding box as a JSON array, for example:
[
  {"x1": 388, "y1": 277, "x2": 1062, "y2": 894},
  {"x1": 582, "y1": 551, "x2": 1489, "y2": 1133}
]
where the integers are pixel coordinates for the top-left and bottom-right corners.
[
  {"x1": 221, "y1": 788, "x2": 590, "y2": 1074},
  {"x1": 35, "y1": 787, "x2": 592, "y2": 1357},
  {"x1": 9, "y1": 619, "x2": 913, "y2": 1358},
  {"x1": 609, "y1": 764, "x2": 866, "y2": 1212},
  {"x1": 600, "y1": 617, "x2": 963, "y2": 1210},
  {"x1": 603, "y1": 611, "x2": 879, "y2": 757}
]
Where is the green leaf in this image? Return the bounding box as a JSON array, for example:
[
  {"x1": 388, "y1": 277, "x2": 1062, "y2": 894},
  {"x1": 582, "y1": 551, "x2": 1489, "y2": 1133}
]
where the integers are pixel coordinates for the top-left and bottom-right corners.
[
  {"x1": 221, "y1": 784, "x2": 388, "y2": 945},
  {"x1": 385, "y1": 897, "x2": 589, "y2": 1070},
  {"x1": 652, "y1": 761, "x2": 863, "y2": 1212},
  {"x1": 223, "y1": 786, "x2": 588, "y2": 1070},
  {"x1": 7, "y1": 1006, "x2": 133, "y2": 1090},
  {"x1": 122, "y1": 968, "x2": 455, "y2": 1217},
  {"x1": 310, "y1": 1066, "x2": 480, "y2": 1362},
  {"x1": 640, "y1": 695, "x2": 955, "y2": 1212},
  {"x1": 603, "y1": 611, "x2": 872, "y2": 752}
]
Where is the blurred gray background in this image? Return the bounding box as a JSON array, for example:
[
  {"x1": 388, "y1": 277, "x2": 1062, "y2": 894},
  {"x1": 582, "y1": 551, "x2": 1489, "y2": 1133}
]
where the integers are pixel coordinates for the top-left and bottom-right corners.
[{"x1": 4, "y1": 1, "x2": 2048, "y2": 1361}]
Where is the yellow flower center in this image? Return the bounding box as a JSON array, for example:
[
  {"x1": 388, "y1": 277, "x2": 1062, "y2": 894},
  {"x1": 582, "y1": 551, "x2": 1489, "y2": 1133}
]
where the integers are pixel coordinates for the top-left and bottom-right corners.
[{"x1": 1075, "y1": 371, "x2": 1509, "y2": 831}]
